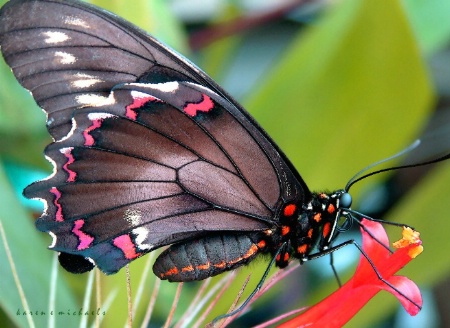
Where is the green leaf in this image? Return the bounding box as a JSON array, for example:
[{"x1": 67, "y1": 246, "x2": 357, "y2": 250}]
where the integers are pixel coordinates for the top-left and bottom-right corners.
[
  {"x1": 401, "y1": 0, "x2": 450, "y2": 54},
  {"x1": 0, "y1": 16, "x2": 54, "y2": 168},
  {"x1": 246, "y1": 0, "x2": 433, "y2": 196},
  {"x1": 0, "y1": 160, "x2": 79, "y2": 327}
]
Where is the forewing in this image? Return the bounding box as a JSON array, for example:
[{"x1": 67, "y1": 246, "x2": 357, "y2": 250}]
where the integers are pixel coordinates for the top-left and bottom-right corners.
[{"x1": 0, "y1": 0, "x2": 213, "y2": 139}]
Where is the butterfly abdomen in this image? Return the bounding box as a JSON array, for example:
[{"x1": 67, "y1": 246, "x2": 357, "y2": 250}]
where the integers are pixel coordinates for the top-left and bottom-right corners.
[{"x1": 153, "y1": 234, "x2": 266, "y2": 282}]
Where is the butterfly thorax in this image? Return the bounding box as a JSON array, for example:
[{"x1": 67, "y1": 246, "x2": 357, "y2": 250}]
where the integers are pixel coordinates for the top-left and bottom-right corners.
[{"x1": 271, "y1": 190, "x2": 351, "y2": 268}]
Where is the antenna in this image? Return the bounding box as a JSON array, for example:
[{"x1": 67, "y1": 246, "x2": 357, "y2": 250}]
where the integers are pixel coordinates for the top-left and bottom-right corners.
[{"x1": 345, "y1": 139, "x2": 450, "y2": 191}]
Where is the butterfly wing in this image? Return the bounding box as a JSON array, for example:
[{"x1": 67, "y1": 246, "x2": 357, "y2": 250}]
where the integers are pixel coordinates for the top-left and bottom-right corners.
[
  {"x1": 0, "y1": 0, "x2": 311, "y2": 274},
  {"x1": 0, "y1": 0, "x2": 210, "y2": 140}
]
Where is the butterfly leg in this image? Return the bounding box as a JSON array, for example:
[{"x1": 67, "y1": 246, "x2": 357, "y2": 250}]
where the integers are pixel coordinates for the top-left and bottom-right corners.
[
  {"x1": 212, "y1": 241, "x2": 288, "y2": 324},
  {"x1": 305, "y1": 239, "x2": 422, "y2": 311}
]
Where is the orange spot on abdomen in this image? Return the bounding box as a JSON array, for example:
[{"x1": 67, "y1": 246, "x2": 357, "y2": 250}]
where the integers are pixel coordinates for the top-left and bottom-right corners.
[{"x1": 163, "y1": 267, "x2": 179, "y2": 278}]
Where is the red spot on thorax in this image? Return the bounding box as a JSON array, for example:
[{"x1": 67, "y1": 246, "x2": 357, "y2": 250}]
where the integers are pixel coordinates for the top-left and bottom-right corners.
[
  {"x1": 281, "y1": 226, "x2": 290, "y2": 236},
  {"x1": 283, "y1": 253, "x2": 290, "y2": 262},
  {"x1": 83, "y1": 119, "x2": 102, "y2": 146},
  {"x1": 307, "y1": 228, "x2": 314, "y2": 238},
  {"x1": 257, "y1": 240, "x2": 266, "y2": 249},
  {"x1": 322, "y1": 222, "x2": 331, "y2": 238},
  {"x1": 61, "y1": 148, "x2": 76, "y2": 182},
  {"x1": 72, "y1": 219, "x2": 94, "y2": 250},
  {"x1": 183, "y1": 94, "x2": 214, "y2": 117},
  {"x1": 113, "y1": 234, "x2": 141, "y2": 260},
  {"x1": 297, "y1": 244, "x2": 309, "y2": 254},
  {"x1": 314, "y1": 213, "x2": 322, "y2": 222},
  {"x1": 126, "y1": 94, "x2": 159, "y2": 120},
  {"x1": 327, "y1": 204, "x2": 336, "y2": 213},
  {"x1": 50, "y1": 187, "x2": 64, "y2": 222},
  {"x1": 283, "y1": 204, "x2": 297, "y2": 217}
]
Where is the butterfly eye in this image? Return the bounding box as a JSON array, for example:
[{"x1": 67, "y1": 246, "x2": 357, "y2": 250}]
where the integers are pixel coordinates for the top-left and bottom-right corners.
[{"x1": 339, "y1": 192, "x2": 352, "y2": 209}]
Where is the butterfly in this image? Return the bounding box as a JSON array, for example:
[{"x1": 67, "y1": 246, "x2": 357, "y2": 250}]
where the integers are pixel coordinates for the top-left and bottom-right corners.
[{"x1": 0, "y1": 0, "x2": 396, "y2": 283}]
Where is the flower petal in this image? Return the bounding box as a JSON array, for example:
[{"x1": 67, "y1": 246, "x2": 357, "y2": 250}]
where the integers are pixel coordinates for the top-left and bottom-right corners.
[
  {"x1": 278, "y1": 219, "x2": 423, "y2": 327},
  {"x1": 384, "y1": 275, "x2": 423, "y2": 315}
]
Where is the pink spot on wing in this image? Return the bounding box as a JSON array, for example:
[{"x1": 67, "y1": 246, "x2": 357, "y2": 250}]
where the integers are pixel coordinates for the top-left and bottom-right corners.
[
  {"x1": 72, "y1": 219, "x2": 94, "y2": 250},
  {"x1": 83, "y1": 119, "x2": 102, "y2": 146},
  {"x1": 113, "y1": 234, "x2": 140, "y2": 260},
  {"x1": 50, "y1": 187, "x2": 64, "y2": 222},
  {"x1": 184, "y1": 94, "x2": 214, "y2": 117},
  {"x1": 61, "y1": 148, "x2": 76, "y2": 182},
  {"x1": 126, "y1": 94, "x2": 160, "y2": 120}
]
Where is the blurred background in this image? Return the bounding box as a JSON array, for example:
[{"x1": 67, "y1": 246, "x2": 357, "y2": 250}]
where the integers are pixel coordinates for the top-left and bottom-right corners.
[{"x1": 0, "y1": 0, "x2": 449, "y2": 327}]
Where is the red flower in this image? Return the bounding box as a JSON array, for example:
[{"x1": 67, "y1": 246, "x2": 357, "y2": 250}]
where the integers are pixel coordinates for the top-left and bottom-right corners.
[{"x1": 278, "y1": 219, "x2": 423, "y2": 328}]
